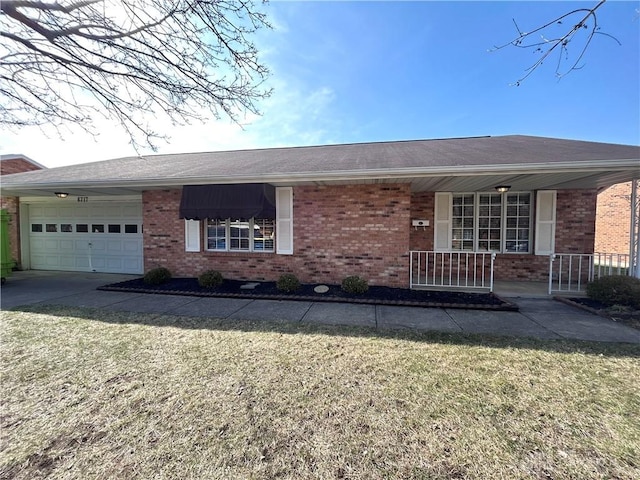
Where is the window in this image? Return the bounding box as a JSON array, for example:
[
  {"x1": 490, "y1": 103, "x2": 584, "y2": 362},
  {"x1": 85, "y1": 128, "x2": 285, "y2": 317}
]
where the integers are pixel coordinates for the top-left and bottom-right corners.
[
  {"x1": 92, "y1": 224, "x2": 104, "y2": 233},
  {"x1": 253, "y1": 219, "x2": 275, "y2": 251},
  {"x1": 108, "y1": 224, "x2": 121, "y2": 233},
  {"x1": 31, "y1": 224, "x2": 43, "y2": 233},
  {"x1": 76, "y1": 224, "x2": 89, "y2": 233},
  {"x1": 46, "y1": 224, "x2": 57, "y2": 232},
  {"x1": 450, "y1": 192, "x2": 531, "y2": 253},
  {"x1": 61, "y1": 224, "x2": 73, "y2": 233},
  {"x1": 206, "y1": 219, "x2": 227, "y2": 251},
  {"x1": 124, "y1": 224, "x2": 138, "y2": 234},
  {"x1": 505, "y1": 193, "x2": 531, "y2": 252},
  {"x1": 206, "y1": 218, "x2": 275, "y2": 253},
  {"x1": 451, "y1": 194, "x2": 475, "y2": 251}
]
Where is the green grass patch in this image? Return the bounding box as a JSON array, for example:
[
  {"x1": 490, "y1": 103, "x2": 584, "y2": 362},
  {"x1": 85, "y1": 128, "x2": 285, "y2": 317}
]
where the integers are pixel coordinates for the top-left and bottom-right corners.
[{"x1": 1, "y1": 306, "x2": 639, "y2": 479}]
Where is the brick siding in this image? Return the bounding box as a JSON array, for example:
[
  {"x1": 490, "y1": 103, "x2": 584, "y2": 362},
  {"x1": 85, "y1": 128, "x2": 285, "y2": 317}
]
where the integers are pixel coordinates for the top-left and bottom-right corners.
[
  {"x1": 143, "y1": 184, "x2": 411, "y2": 288},
  {"x1": 1, "y1": 158, "x2": 44, "y2": 267},
  {"x1": 595, "y1": 182, "x2": 631, "y2": 254},
  {"x1": 409, "y1": 189, "x2": 598, "y2": 282},
  {"x1": 0, "y1": 158, "x2": 41, "y2": 176}
]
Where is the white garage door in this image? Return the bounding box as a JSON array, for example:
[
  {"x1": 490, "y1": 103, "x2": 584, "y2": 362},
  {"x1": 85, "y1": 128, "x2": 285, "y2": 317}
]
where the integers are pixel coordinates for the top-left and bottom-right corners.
[{"x1": 28, "y1": 201, "x2": 143, "y2": 274}]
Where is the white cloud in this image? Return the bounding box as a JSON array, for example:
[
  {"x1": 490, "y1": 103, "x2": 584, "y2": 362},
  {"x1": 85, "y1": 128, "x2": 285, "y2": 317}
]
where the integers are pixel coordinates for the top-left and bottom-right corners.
[{"x1": 0, "y1": 80, "x2": 339, "y2": 168}]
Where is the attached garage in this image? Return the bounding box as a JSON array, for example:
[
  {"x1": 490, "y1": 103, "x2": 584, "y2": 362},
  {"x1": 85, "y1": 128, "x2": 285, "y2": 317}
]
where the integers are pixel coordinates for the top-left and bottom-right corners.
[{"x1": 22, "y1": 198, "x2": 143, "y2": 274}]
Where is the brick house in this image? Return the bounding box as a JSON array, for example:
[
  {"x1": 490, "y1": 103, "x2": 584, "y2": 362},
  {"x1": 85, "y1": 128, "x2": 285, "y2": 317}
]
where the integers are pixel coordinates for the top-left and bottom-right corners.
[
  {"x1": 1, "y1": 135, "x2": 638, "y2": 289},
  {"x1": 595, "y1": 181, "x2": 631, "y2": 255}
]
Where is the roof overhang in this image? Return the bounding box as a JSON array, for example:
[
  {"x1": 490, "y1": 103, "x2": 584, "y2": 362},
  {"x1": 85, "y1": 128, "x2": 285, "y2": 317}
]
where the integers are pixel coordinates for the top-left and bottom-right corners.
[{"x1": 2, "y1": 159, "x2": 638, "y2": 197}]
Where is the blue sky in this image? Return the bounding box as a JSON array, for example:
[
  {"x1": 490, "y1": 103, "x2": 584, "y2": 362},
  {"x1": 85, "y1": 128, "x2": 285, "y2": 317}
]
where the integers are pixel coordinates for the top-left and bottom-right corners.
[{"x1": 2, "y1": 0, "x2": 639, "y2": 167}]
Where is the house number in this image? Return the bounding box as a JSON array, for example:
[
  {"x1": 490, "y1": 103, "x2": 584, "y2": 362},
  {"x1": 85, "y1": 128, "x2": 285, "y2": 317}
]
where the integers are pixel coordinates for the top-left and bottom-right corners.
[{"x1": 77, "y1": 197, "x2": 89, "y2": 202}]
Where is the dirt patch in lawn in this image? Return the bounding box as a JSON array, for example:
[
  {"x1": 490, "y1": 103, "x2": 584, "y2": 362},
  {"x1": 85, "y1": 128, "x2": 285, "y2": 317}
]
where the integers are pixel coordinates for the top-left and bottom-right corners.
[
  {"x1": 557, "y1": 297, "x2": 640, "y2": 330},
  {"x1": 99, "y1": 277, "x2": 517, "y2": 311}
]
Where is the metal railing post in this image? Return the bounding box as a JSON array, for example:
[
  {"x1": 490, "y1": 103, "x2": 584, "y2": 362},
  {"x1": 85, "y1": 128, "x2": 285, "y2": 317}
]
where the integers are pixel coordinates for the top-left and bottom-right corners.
[{"x1": 548, "y1": 254, "x2": 555, "y2": 295}]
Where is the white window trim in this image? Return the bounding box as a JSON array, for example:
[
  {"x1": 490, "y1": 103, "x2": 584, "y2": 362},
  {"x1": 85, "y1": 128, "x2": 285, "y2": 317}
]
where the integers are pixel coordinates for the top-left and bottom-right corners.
[
  {"x1": 445, "y1": 191, "x2": 533, "y2": 254},
  {"x1": 204, "y1": 218, "x2": 275, "y2": 253}
]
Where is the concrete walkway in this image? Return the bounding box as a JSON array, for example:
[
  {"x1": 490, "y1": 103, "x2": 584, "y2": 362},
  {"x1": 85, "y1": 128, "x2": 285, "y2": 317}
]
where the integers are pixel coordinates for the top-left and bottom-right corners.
[{"x1": 2, "y1": 270, "x2": 639, "y2": 344}]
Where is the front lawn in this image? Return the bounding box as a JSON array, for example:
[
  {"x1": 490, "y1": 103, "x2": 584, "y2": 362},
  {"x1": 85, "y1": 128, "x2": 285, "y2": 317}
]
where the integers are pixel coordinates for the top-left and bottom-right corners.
[{"x1": 1, "y1": 306, "x2": 639, "y2": 479}]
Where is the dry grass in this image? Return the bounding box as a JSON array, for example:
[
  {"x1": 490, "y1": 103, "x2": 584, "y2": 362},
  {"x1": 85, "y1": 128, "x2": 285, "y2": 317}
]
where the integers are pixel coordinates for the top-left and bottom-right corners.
[{"x1": 1, "y1": 305, "x2": 639, "y2": 479}]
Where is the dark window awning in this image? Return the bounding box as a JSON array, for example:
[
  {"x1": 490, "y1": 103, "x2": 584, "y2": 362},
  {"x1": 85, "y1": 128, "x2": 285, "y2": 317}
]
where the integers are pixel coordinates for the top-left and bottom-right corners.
[{"x1": 179, "y1": 184, "x2": 276, "y2": 220}]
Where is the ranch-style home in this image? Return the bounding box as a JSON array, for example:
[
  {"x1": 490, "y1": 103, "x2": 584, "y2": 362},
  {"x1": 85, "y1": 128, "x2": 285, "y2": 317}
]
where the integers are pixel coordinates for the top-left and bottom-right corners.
[{"x1": 1, "y1": 135, "x2": 639, "y2": 292}]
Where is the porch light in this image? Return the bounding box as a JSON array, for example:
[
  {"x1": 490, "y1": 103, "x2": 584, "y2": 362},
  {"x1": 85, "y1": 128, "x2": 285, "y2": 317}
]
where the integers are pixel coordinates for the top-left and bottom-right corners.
[
  {"x1": 495, "y1": 185, "x2": 511, "y2": 193},
  {"x1": 54, "y1": 192, "x2": 69, "y2": 198}
]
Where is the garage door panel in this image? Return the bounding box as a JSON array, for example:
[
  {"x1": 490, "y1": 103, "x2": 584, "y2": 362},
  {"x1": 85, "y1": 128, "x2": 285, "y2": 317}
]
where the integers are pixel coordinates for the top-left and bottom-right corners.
[
  {"x1": 29, "y1": 201, "x2": 143, "y2": 274},
  {"x1": 74, "y1": 240, "x2": 90, "y2": 252},
  {"x1": 107, "y1": 258, "x2": 123, "y2": 269},
  {"x1": 59, "y1": 207, "x2": 75, "y2": 217},
  {"x1": 44, "y1": 256, "x2": 59, "y2": 267},
  {"x1": 90, "y1": 240, "x2": 106, "y2": 252},
  {"x1": 76, "y1": 257, "x2": 90, "y2": 268},
  {"x1": 31, "y1": 206, "x2": 45, "y2": 217},
  {"x1": 122, "y1": 205, "x2": 142, "y2": 217},
  {"x1": 107, "y1": 240, "x2": 122, "y2": 252},
  {"x1": 60, "y1": 239, "x2": 74, "y2": 251},
  {"x1": 60, "y1": 256, "x2": 76, "y2": 268}
]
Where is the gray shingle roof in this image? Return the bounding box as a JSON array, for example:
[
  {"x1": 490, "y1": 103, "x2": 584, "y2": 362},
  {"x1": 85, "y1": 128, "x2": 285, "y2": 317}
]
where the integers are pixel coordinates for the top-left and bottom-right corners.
[{"x1": 2, "y1": 135, "x2": 639, "y2": 192}]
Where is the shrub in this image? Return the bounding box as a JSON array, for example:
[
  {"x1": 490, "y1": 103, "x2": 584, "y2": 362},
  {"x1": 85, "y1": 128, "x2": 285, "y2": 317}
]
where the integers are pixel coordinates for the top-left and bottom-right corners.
[
  {"x1": 586, "y1": 275, "x2": 640, "y2": 309},
  {"x1": 143, "y1": 267, "x2": 172, "y2": 285},
  {"x1": 198, "y1": 270, "x2": 224, "y2": 288},
  {"x1": 341, "y1": 275, "x2": 369, "y2": 295},
  {"x1": 277, "y1": 274, "x2": 300, "y2": 293}
]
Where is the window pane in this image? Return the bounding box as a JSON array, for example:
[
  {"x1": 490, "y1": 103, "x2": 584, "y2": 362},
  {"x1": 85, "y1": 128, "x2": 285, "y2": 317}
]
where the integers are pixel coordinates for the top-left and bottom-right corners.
[
  {"x1": 31, "y1": 224, "x2": 43, "y2": 232},
  {"x1": 61, "y1": 224, "x2": 72, "y2": 233},
  {"x1": 504, "y1": 193, "x2": 531, "y2": 253},
  {"x1": 477, "y1": 193, "x2": 501, "y2": 251},
  {"x1": 92, "y1": 225, "x2": 104, "y2": 233},
  {"x1": 108, "y1": 224, "x2": 121, "y2": 233},
  {"x1": 46, "y1": 224, "x2": 57, "y2": 232},
  {"x1": 124, "y1": 224, "x2": 138, "y2": 234},
  {"x1": 76, "y1": 224, "x2": 89, "y2": 233},
  {"x1": 253, "y1": 219, "x2": 275, "y2": 252},
  {"x1": 206, "y1": 219, "x2": 227, "y2": 250},
  {"x1": 451, "y1": 194, "x2": 474, "y2": 250},
  {"x1": 229, "y1": 220, "x2": 250, "y2": 250}
]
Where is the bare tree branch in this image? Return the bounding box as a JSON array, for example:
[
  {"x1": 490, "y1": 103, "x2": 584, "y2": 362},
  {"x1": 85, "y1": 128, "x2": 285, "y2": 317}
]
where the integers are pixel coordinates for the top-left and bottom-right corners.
[
  {"x1": 491, "y1": 0, "x2": 621, "y2": 85},
  {"x1": 0, "y1": 0, "x2": 272, "y2": 150}
]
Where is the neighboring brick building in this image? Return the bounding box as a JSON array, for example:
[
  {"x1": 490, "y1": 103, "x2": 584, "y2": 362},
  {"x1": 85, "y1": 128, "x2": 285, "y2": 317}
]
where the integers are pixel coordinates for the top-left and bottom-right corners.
[
  {"x1": 595, "y1": 182, "x2": 631, "y2": 254},
  {"x1": 1, "y1": 136, "x2": 638, "y2": 288}
]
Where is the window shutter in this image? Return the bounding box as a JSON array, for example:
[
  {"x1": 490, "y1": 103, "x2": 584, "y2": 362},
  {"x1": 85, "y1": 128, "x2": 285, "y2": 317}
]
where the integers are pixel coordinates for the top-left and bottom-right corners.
[
  {"x1": 276, "y1": 187, "x2": 293, "y2": 255},
  {"x1": 434, "y1": 192, "x2": 452, "y2": 251},
  {"x1": 535, "y1": 190, "x2": 556, "y2": 255},
  {"x1": 184, "y1": 219, "x2": 201, "y2": 252}
]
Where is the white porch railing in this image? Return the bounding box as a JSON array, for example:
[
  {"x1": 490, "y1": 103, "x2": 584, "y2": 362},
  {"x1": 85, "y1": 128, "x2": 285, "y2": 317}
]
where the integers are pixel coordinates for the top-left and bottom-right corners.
[
  {"x1": 410, "y1": 251, "x2": 496, "y2": 292},
  {"x1": 548, "y1": 252, "x2": 630, "y2": 294}
]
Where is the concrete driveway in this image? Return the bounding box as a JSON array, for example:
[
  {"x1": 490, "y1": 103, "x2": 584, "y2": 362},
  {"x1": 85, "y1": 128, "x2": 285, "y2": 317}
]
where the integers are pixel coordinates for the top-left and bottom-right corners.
[{"x1": 2, "y1": 270, "x2": 639, "y2": 344}]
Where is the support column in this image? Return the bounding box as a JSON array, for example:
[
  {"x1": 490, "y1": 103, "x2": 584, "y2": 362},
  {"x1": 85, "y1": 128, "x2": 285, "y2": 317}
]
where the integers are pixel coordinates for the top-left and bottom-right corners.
[{"x1": 630, "y1": 179, "x2": 640, "y2": 278}]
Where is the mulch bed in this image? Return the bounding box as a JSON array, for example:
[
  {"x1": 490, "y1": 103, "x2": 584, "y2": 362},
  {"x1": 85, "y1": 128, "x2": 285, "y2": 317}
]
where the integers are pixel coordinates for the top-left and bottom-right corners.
[
  {"x1": 99, "y1": 277, "x2": 518, "y2": 311},
  {"x1": 557, "y1": 297, "x2": 640, "y2": 330}
]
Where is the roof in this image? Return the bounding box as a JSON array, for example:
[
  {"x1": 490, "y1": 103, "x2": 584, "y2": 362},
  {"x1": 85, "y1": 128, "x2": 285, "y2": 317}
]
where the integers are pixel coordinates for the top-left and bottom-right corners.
[{"x1": 2, "y1": 135, "x2": 639, "y2": 197}]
